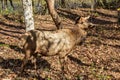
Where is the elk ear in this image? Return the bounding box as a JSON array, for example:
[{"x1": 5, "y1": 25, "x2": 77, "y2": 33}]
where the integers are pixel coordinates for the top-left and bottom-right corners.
[{"x1": 75, "y1": 16, "x2": 81, "y2": 24}]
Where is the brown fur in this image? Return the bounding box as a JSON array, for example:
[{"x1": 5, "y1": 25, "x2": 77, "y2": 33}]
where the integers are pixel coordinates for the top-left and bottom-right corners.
[{"x1": 20, "y1": 16, "x2": 91, "y2": 72}]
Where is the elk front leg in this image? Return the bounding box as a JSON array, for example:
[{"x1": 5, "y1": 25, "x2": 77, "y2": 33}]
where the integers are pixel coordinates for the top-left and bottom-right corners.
[
  {"x1": 31, "y1": 54, "x2": 37, "y2": 70},
  {"x1": 21, "y1": 50, "x2": 31, "y2": 73}
]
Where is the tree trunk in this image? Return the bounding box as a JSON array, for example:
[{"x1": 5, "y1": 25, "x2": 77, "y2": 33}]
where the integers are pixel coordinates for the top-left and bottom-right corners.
[
  {"x1": 22, "y1": 0, "x2": 35, "y2": 32},
  {"x1": 91, "y1": 0, "x2": 97, "y2": 11},
  {"x1": 61, "y1": 0, "x2": 66, "y2": 8},
  {"x1": 45, "y1": 0, "x2": 62, "y2": 29},
  {"x1": 37, "y1": 0, "x2": 40, "y2": 7},
  {"x1": 32, "y1": 0, "x2": 34, "y2": 7},
  {"x1": 1, "y1": 0, "x2": 7, "y2": 10},
  {"x1": 117, "y1": 1, "x2": 120, "y2": 24},
  {"x1": 9, "y1": 0, "x2": 15, "y2": 10},
  {"x1": 1, "y1": 0, "x2": 15, "y2": 10},
  {"x1": 36, "y1": 0, "x2": 41, "y2": 14},
  {"x1": 118, "y1": 11, "x2": 120, "y2": 24}
]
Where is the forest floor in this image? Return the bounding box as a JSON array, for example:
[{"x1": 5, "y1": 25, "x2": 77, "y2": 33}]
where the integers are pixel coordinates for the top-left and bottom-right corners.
[{"x1": 0, "y1": 8, "x2": 120, "y2": 80}]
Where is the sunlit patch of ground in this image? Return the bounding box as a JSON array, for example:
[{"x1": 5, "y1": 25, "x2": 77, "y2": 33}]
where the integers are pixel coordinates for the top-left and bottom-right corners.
[{"x1": 0, "y1": 8, "x2": 120, "y2": 80}]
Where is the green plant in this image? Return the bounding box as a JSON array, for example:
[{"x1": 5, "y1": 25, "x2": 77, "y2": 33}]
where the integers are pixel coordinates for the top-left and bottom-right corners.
[
  {"x1": 0, "y1": 43, "x2": 9, "y2": 47},
  {"x1": 97, "y1": 74, "x2": 111, "y2": 80},
  {"x1": 45, "y1": 77, "x2": 51, "y2": 80}
]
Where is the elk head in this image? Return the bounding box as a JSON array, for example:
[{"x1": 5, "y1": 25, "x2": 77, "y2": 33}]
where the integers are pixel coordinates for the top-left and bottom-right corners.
[{"x1": 75, "y1": 16, "x2": 93, "y2": 29}]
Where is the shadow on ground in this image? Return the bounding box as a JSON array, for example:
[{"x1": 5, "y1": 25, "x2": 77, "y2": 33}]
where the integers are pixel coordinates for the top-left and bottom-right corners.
[{"x1": 0, "y1": 56, "x2": 50, "y2": 79}]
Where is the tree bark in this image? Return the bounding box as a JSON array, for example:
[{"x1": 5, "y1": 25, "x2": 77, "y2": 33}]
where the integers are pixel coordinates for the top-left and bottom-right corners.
[
  {"x1": 1, "y1": 0, "x2": 15, "y2": 10},
  {"x1": 45, "y1": 0, "x2": 62, "y2": 29},
  {"x1": 22, "y1": 0, "x2": 35, "y2": 32},
  {"x1": 118, "y1": 11, "x2": 120, "y2": 24},
  {"x1": 117, "y1": 1, "x2": 120, "y2": 24},
  {"x1": 1, "y1": 0, "x2": 7, "y2": 10},
  {"x1": 9, "y1": 0, "x2": 15, "y2": 10},
  {"x1": 61, "y1": 0, "x2": 66, "y2": 8},
  {"x1": 91, "y1": 0, "x2": 97, "y2": 11},
  {"x1": 37, "y1": 0, "x2": 40, "y2": 7}
]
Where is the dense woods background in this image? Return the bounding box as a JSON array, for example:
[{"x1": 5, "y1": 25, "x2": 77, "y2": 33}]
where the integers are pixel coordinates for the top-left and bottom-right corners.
[
  {"x1": 0, "y1": 0, "x2": 120, "y2": 14},
  {"x1": 0, "y1": 0, "x2": 120, "y2": 80}
]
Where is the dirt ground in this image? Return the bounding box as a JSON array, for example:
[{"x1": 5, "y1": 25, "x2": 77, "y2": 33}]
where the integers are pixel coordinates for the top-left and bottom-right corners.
[{"x1": 0, "y1": 8, "x2": 120, "y2": 80}]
